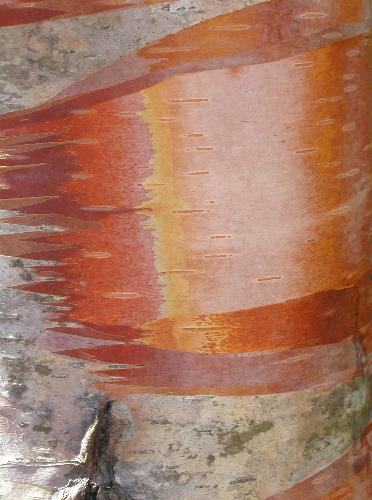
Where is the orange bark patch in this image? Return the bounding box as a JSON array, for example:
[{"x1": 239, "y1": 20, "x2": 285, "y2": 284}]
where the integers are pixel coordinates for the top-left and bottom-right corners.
[
  {"x1": 140, "y1": 286, "x2": 360, "y2": 354},
  {"x1": 0, "y1": 0, "x2": 369, "y2": 396}
]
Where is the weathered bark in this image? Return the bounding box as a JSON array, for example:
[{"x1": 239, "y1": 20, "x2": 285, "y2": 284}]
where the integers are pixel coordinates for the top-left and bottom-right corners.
[{"x1": 0, "y1": 0, "x2": 371, "y2": 498}]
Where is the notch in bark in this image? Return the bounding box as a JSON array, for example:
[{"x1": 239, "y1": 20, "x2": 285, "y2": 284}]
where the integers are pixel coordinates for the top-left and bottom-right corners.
[{"x1": 53, "y1": 402, "x2": 132, "y2": 500}]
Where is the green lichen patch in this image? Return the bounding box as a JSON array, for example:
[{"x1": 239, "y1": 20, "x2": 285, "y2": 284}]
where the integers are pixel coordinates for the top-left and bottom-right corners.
[
  {"x1": 218, "y1": 420, "x2": 274, "y2": 456},
  {"x1": 291, "y1": 376, "x2": 371, "y2": 483}
]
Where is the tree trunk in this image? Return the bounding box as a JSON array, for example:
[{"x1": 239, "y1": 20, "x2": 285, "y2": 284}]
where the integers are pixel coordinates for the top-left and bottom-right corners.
[{"x1": 0, "y1": 0, "x2": 371, "y2": 498}]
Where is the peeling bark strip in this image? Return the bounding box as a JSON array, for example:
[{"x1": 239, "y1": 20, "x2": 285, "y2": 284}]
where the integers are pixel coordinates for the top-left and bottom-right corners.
[{"x1": 0, "y1": 0, "x2": 371, "y2": 498}]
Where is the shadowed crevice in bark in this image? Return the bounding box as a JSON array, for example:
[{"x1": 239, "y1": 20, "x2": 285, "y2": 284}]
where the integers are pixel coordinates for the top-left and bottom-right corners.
[{"x1": 54, "y1": 401, "x2": 132, "y2": 500}]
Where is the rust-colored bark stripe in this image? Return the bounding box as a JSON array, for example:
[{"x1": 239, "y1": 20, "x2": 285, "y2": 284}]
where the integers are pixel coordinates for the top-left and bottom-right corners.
[
  {"x1": 0, "y1": 0, "x2": 172, "y2": 28},
  {"x1": 14, "y1": 278, "x2": 366, "y2": 354},
  {"x1": 57, "y1": 337, "x2": 362, "y2": 396},
  {"x1": 0, "y1": 0, "x2": 369, "y2": 128},
  {"x1": 137, "y1": 286, "x2": 362, "y2": 354},
  {"x1": 269, "y1": 423, "x2": 372, "y2": 499}
]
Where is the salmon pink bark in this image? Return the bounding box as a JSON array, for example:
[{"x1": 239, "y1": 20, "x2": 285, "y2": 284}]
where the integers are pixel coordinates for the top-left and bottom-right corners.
[{"x1": 0, "y1": 0, "x2": 370, "y2": 498}]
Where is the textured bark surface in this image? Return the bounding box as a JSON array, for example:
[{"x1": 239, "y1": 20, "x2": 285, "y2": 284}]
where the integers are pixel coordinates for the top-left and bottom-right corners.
[{"x1": 0, "y1": 1, "x2": 371, "y2": 499}]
